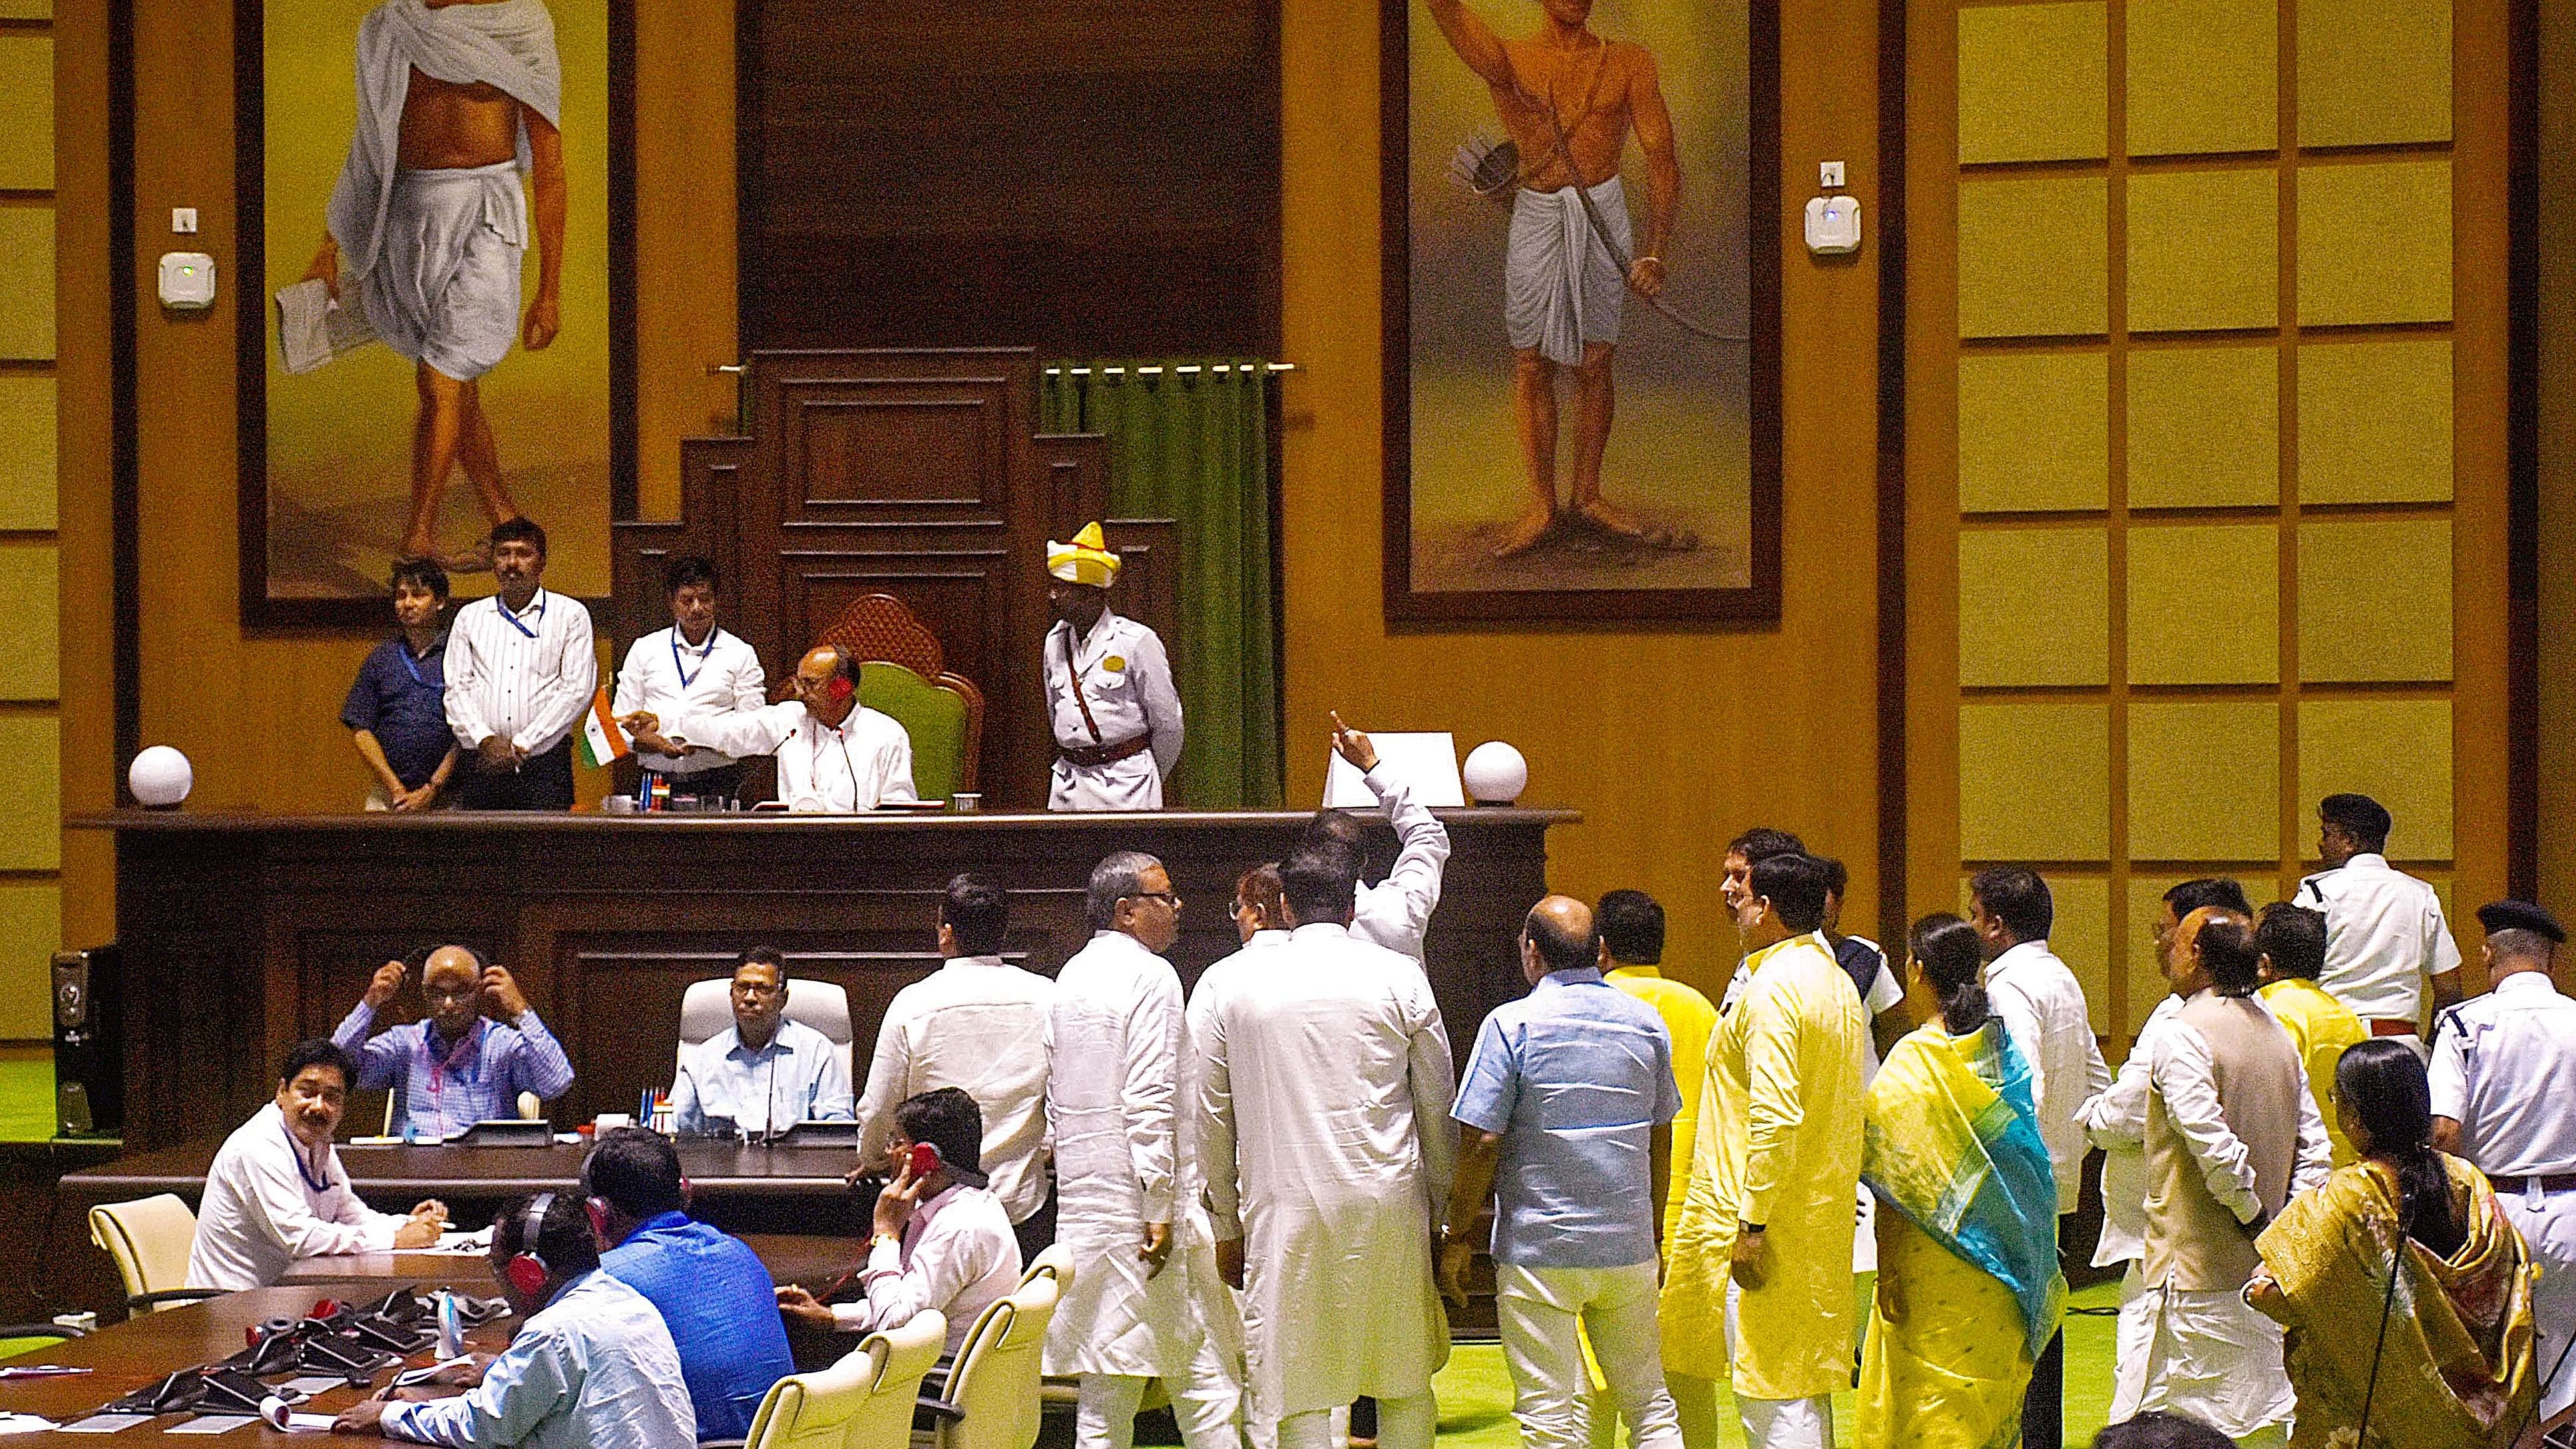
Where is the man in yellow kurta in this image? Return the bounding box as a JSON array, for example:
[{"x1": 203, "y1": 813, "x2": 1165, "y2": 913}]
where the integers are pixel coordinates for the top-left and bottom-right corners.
[
  {"x1": 2253, "y1": 902, "x2": 2367, "y2": 1166},
  {"x1": 1657, "y1": 852, "x2": 1867, "y2": 1449},
  {"x1": 1596, "y1": 890, "x2": 1721, "y2": 1449}
]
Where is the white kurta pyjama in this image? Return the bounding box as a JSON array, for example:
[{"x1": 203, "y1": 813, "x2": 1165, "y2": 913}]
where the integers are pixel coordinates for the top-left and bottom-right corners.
[
  {"x1": 1199, "y1": 922, "x2": 1457, "y2": 1421},
  {"x1": 1045, "y1": 611, "x2": 1183, "y2": 811},
  {"x1": 1506, "y1": 176, "x2": 1631, "y2": 367},
  {"x1": 1347, "y1": 764, "x2": 1450, "y2": 964},
  {"x1": 327, "y1": 0, "x2": 561, "y2": 383},
  {"x1": 672, "y1": 700, "x2": 916, "y2": 812}
]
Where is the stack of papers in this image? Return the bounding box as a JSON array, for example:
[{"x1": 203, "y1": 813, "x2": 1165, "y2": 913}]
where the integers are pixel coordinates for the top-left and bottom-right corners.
[{"x1": 274, "y1": 280, "x2": 378, "y2": 375}]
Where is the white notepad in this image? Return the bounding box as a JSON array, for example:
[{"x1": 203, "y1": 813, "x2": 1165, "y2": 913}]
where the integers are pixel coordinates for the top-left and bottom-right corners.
[
  {"x1": 60, "y1": 1413, "x2": 154, "y2": 1433},
  {"x1": 274, "y1": 279, "x2": 379, "y2": 375},
  {"x1": 166, "y1": 1415, "x2": 256, "y2": 1434}
]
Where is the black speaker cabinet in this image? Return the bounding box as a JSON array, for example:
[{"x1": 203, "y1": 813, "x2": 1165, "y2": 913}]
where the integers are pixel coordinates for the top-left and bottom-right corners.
[{"x1": 53, "y1": 946, "x2": 122, "y2": 1137}]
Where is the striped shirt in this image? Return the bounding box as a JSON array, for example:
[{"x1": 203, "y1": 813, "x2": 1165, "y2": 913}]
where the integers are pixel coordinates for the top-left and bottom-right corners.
[
  {"x1": 332, "y1": 1004, "x2": 577, "y2": 1138},
  {"x1": 444, "y1": 587, "x2": 596, "y2": 757}
]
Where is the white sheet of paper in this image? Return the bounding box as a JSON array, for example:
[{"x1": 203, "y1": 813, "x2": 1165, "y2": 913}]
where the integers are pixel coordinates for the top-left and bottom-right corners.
[
  {"x1": 257, "y1": 1398, "x2": 334, "y2": 1434},
  {"x1": 277, "y1": 1377, "x2": 343, "y2": 1396},
  {"x1": 1321, "y1": 732, "x2": 1463, "y2": 809},
  {"x1": 165, "y1": 1416, "x2": 256, "y2": 1435},
  {"x1": 0, "y1": 1412, "x2": 59, "y2": 1435},
  {"x1": 60, "y1": 1414, "x2": 154, "y2": 1433}
]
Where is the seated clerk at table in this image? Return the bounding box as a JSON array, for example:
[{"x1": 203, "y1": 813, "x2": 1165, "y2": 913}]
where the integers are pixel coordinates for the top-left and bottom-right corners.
[
  {"x1": 610, "y1": 554, "x2": 766, "y2": 803},
  {"x1": 335, "y1": 946, "x2": 576, "y2": 1141},
  {"x1": 857, "y1": 873, "x2": 1057, "y2": 1267},
  {"x1": 343, "y1": 558, "x2": 459, "y2": 813},
  {"x1": 670, "y1": 947, "x2": 855, "y2": 1136},
  {"x1": 776, "y1": 1087, "x2": 1022, "y2": 1358},
  {"x1": 584, "y1": 1128, "x2": 795, "y2": 1442},
  {"x1": 186, "y1": 1040, "x2": 448, "y2": 1291},
  {"x1": 629, "y1": 643, "x2": 916, "y2": 812},
  {"x1": 333, "y1": 1191, "x2": 697, "y2": 1448}
]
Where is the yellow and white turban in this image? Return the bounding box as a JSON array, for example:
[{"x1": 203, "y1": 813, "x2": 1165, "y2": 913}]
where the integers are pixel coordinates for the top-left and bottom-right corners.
[{"x1": 1046, "y1": 521, "x2": 1121, "y2": 588}]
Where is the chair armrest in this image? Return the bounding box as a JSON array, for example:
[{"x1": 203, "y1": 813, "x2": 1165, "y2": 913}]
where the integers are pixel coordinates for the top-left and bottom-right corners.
[
  {"x1": 127, "y1": 1289, "x2": 226, "y2": 1311},
  {"x1": 913, "y1": 1394, "x2": 966, "y2": 1423},
  {"x1": 0, "y1": 1323, "x2": 83, "y2": 1339}
]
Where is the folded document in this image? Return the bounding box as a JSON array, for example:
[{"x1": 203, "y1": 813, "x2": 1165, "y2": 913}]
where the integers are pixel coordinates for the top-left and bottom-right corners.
[{"x1": 274, "y1": 279, "x2": 378, "y2": 375}]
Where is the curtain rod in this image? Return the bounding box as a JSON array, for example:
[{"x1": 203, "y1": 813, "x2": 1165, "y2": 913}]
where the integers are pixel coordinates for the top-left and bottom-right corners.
[{"x1": 1042, "y1": 362, "x2": 1299, "y2": 377}]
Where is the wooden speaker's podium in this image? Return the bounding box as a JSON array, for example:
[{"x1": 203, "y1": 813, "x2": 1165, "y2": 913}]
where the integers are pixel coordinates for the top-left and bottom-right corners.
[{"x1": 610, "y1": 348, "x2": 1177, "y2": 808}]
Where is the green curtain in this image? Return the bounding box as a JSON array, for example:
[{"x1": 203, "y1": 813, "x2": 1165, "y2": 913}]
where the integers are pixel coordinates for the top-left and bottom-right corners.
[{"x1": 1039, "y1": 361, "x2": 1283, "y2": 809}]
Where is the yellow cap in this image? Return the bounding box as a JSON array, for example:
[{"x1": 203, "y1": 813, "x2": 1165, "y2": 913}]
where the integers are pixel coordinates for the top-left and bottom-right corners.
[{"x1": 1046, "y1": 521, "x2": 1120, "y2": 587}]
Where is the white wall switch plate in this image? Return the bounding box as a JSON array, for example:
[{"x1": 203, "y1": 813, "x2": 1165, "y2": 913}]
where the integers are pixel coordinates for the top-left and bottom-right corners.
[
  {"x1": 171, "y1": 207, "x2": 198, "y2": 234},
  {"x1": 1819, "y1": 160, "x2": 1846, "y2": 189}
]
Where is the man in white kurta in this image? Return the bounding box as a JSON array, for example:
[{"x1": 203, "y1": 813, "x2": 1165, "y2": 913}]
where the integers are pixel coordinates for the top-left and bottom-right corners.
[
  {"x1": 1045, "y1": 851, "x2": 1241, "y2": 1449},
  {"x1": 188, "y1": 1042, "x2": 447, "y2": 1291},
  {"x1": 1312, "y1": 715, "x2": 1452, "y2": 964},
  {"x1": 1044, "y1": 524, "x2": 1183, "y2": 811},
  {"x1": 307, "y1": 0, "x2": 566, "y2": 564},
  {"x1": 660, "y1": 645, "x2": 915, "y2": 811},
  {"x1": 1201, "y1": 845, "x2": 1458, "y2": 1449}
]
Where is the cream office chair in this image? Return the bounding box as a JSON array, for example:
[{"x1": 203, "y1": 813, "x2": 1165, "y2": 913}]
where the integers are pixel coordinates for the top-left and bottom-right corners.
[
  {"x1": 917, "y1": 1263, "x2": 1061, "y2": 1449},
  {"x1": 678, "y1": 978, "x2": 856, "y2": 1088},
  {"x1": 732, "y1": 1309, "x2": 944, "y2": 1449},
  {"x1": 87, "y1": 1194, "x2": 221, "y2": 1318},
  {"x1": 1018, "y1": 1244, "x2": 1073, "y2": 1293}
]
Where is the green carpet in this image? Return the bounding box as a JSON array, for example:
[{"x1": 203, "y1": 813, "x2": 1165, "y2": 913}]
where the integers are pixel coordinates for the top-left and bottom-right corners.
[
  {"x1": 0, "y1": 1057, "x2": 53, "y2": 1142},
  {"x1": 1431, "y1": 1279, "x2": 2122, "y2": 1449}
]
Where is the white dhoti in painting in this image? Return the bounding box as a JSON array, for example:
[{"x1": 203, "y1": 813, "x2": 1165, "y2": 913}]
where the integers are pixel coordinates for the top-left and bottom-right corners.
[{"x1": 1505, "y1": 175, "x2": 1631, "y2": 367}]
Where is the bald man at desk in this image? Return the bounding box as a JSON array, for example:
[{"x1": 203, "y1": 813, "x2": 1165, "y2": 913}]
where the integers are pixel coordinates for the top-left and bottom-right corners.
[
  {"x1": 334, "y1": 945, "x2": 575, "y2": 1140},
  {"x1": 633, "y1": 644, "x2": 917, "y2": 812}
]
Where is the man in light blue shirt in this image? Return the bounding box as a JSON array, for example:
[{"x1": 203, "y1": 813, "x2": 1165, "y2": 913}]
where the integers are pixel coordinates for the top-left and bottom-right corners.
[
  {"x1": 335, "y1": 945, "x2": 575, "y2": 1139},
  {"x1": 1437, "y1": 895, "x2": 1685, "y2": 1449},
  {"x1": 671, "y1": 948, "x2": 853, "y2": 1135},
  {"x1": 333, "y1": 1192, "x2": 696, "y2": 1448},
  {"x1": 586, "y1": 1128, "x2": 793, "y2": 1440}
]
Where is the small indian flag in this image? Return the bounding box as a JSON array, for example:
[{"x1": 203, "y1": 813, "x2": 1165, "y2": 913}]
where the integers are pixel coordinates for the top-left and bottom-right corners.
[{"x1": 576, "y1": 688, "x2": 629, "y2": 768}]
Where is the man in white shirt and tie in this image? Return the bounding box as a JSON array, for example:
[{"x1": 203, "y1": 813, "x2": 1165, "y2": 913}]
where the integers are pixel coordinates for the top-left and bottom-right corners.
[
  {"x1": 186, "y1": 1040, "x2": 448, "y2": 1291},
  {"x1": 443, "y1": 518, "x2": 595, "y2": 810},
  {"x1": 670, "y1": 948, "x2": 854, "y2": 1137},
  {"x1": 610, "y1": 555, "x2": 765, "y2": 803},
  {"x1": 2294, "y1": 792, "x2": 2464, "y2": 1047},
  {"x1": 1968, "y1": 865, "x2": 2111, "y2": 1449},
  {"x1": 648, "y1": 644, "x2": 915, "y2": 811},
  {"x1": 858, "y1": 874, "x2": 1058, "y2": 1266},
  {"x1": 1305, "y1": 714, "x2": 1450, "y2": 963},
  {"x1": 1044, "y1": 523, "x2": 1183, "y2": 811}
]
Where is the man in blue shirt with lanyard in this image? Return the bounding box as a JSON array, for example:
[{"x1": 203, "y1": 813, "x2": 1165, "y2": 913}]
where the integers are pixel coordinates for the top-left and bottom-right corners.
[
  {"x1": 343, "y1": 558, "x2": 459, "y2": 811},
  {"x1": 586, "y1": 1128, "x2": 794, "y2": 1440},
  {"x1": 333, "y1": 943, "x2": 576, "y2": 1139}
]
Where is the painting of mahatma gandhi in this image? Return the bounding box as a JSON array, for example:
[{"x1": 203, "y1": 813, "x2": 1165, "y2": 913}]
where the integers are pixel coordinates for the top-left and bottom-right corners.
[
  {"x1": 1385, "y1": 0, "x2": 1779, "y2": 622},
  {"x1": 242, "y1": 0, "x2": 624, "y2": 624}
]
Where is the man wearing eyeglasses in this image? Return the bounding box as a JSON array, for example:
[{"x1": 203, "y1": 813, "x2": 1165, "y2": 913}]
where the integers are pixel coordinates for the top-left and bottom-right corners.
[
  {"x1": 1046, "y1": 852, "x2": 1243, "y2": 1449},
  {"x1": 333, "y1": 943, "x2": 575, "y2": 1140},
  {"x1": 670, "y1": 948, "x2": 853, "y2": 1138}
]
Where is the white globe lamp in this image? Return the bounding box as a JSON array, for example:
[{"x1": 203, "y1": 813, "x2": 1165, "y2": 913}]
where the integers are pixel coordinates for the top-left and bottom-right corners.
[
  {"x1": 128, "y1": 745, "x2": 194, "y2": 809},
  {"x1": 1462, "y1": 741, "x2": 1528, "y2": 807}
]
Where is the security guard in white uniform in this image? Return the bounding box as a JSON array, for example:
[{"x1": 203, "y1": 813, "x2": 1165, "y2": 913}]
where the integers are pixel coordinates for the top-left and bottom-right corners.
[
  {"x1": 1044, "y1": 523, "x2": 1183, "y2": 811},
  {"x1": 2430, "y1": 898, "x2": 2576, "y2": 1438}
]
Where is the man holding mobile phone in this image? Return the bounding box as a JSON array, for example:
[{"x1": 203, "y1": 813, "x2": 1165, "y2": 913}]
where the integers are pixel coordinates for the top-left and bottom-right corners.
[{"x1": 775, "y1": 1088, "x2": 1019, "y2": 1358}]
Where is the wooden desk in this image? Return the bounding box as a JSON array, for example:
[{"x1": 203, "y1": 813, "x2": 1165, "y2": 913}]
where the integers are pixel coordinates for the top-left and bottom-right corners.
[
  {"x1": 0, "y1": 1279, "x2": 512, "y2": 1444},
  {"x1": 73, "y1": 807, "x2": 1571, "y2": 1150},
  {"x1": 61, "y1": 1140, "x2": 877, "y2": 1238},
  {"x1": 280, "y1": 1231, "x2": 857, "y2": 1290}
]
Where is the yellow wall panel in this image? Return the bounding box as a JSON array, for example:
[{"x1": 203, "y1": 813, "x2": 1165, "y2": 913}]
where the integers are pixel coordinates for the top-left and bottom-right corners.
[
  {"x1": 0, "y1": 208, "x2": 55, "y2": 361},
  {"x1": 1960, "y1": 352, "x2": 2110, "y2": 512},
  {"x1": 2129, "y1": 169, "x2": 2280, "y2": 331},
  {"x1": 2128, "y1": 523, "x2": 2280, "y2": 683},
  {"x1": 1962, "y1": 872, "x2": 2115, "y2": 1030},
  {"x1": 0, "y1": 718, "x2": 57, "y2": 871},
  {"x1": 0, "y1": 546, "x2": 57, "y2": 702},
  {"x1": 1960, "y1": 528, "x2": 2111, "y2": 685},
  {"x1": 2298, "y1": 698, "x2": 2454, "y2": 857},
  {"x1": 2127, "y1": 0, "x2": 2278, "y2": 156},
  {"x1": 1962, "y1": 702, "x2": 2112, "y2": 860},
  {"x1": 0, "y1": 35, "x2": 53, "y2": 191},
  {"x1": 2129, "y1": 345, "x2": 2278, "y2": 506},
  {"x1": 1960, "y1": 177, "x2": 2110, "y2": 337},
  {"x1": 0, "y1": 881, "x2": 59, "y2": 1042},
  {"x1": 2298, "y1": 519, "x2": 2453, "y2": 681},
  {"x1": 1959, "y1": 3, "x2": 2109, "y2": 162},
  {"x1": 2297, "y1": 0, "x2": 2452, "y2": 146},
  {"x1": 2129, "y1": 700, "x2": 2282, "y2": 860},
  {"x1": 2296, "y1": 339, "x2": 2454, "y2": 503},
  {"x1": 0, "y1": 375, "x2": 55, "y2": 531},
  {"x1": 2297, "y1": 161, "x2": 2453, "y2": 326},
  {"x1": 0, "y1": 1, "x2": 52, "y2": 16}
]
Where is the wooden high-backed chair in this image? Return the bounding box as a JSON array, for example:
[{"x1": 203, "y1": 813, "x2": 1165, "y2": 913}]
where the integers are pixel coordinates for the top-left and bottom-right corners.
[{"x1": 816, "y1": 594, "x2": 986, "y2": 801}]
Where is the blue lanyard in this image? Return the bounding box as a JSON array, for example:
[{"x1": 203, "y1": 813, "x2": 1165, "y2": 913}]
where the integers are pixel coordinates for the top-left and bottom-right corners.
[
  {"x1": 498, "y1": 592, "x2": 544, "y2": 641},
  {"x1": 671, "y1": 628, "x2": 720, "y2": 690},
  {"x1": 280, "y1": 1118, "x2": 333, "y2": 1195},
  {"x1": 397, "y1": 641, "x2": 437, "y2": 690}
]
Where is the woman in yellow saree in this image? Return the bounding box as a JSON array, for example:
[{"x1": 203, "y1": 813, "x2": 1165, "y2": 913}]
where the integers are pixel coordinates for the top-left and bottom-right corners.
[
  {"x1": 2248, "y1": 1038, "x2": 2538, "y2": 1449},
  {"x1": 1856, "y1": 913, "x2": 2068, "y2": 1449}
]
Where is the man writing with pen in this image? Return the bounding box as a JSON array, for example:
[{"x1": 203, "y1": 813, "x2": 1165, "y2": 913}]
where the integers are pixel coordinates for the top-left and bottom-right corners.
[{"x1": 669, "y1": 948, "x2": 854, "y2": 1137}]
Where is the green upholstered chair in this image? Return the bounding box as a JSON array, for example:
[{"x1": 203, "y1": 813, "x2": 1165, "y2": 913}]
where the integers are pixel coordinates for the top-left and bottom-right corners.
[{"x1": 860, "y1": 662, "x2": 981, "y2": 803}]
